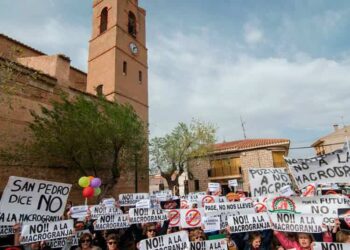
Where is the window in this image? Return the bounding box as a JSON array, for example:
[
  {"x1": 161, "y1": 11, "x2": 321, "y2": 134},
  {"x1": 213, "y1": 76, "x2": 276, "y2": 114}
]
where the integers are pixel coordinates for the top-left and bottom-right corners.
[
  {"x1": 128, "y1": 11, "x2": 137, "y2": 37},
  {"x1": 138, "y1": 70, "x2": 142, "y2": 83},
  {"x1": 123, "y1": 61, "x2": 127, "y2": 75},
  {"x1": 100, "y1": 7, "x2": 108, "y2": 34},
  {"x1": 273, "y1": 151, "x2": 286, "y2": 167},
  {"x1": 96, "y1": 84, "x2": 103, "y2": 96},
  {"x1": 194, "y1": 180, "x2": 200, "y2": 191}
]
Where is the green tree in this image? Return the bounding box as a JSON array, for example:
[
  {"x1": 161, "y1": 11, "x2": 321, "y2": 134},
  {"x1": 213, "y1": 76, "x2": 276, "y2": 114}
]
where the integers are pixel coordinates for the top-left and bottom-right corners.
[
  {"x1": 2, "y1": 94, "x2": 147, "y2": 196},
  {"x1": 150, "y1": 120, "x2": 216, "y2": 194}
]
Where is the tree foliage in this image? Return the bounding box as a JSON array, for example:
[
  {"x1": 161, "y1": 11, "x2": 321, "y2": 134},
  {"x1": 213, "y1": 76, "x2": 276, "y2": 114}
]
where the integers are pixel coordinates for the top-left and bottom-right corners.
[
  {"x1": 3, "y1": 94, "x2": 147, "y2": 196},
  {"x1": 150, "y1": 120, "x2": 216, "y2": 193}
]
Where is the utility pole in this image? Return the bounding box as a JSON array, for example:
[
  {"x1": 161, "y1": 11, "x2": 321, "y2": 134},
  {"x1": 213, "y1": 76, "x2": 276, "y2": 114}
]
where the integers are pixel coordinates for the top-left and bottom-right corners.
[{"x1": 240, "y1": 115, "x2": 247, "y2": 139}]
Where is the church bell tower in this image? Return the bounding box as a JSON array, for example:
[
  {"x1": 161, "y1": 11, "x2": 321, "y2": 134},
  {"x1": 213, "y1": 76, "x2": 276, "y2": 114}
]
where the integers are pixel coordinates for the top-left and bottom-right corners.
[{"x1": 87, "y1": 0, "x2": 148, "y2": 123}]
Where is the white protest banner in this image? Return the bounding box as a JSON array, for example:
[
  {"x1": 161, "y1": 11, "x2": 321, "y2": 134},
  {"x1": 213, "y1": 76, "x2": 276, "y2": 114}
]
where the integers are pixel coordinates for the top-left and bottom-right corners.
[
  {"x1": 119, "y1": 193, "x2": 149, "y2": 206},
  {"x1": 136, "y1": 199, "x2": 151, "y2": 208},
  {"x1": 90, "y1": 205, "x2": 123, "y2": 219},
  {"x1": 202, "y1": 216, "x2": 220, "y2": 233},
  {"x1": 94, "y1": 214, "x2": 129, "y2": 230},
  {"x1": 199, "y1": 195, "x2": 221, "y2": 207},
  {"x1": 190, "y1": 239, "x2": 227, "y2": 250},
  {"x1": 47, "y1": 230, "x2": 89, "y2": 248},
  {"x1": 218, "y1": 196, "x2": 228, "y2": 203},
  {"x1": 208, "y1": 183, "x2": 220, "y2": 192},
  {"x1": 69, "y1": 205, "x2": 89, "y2": 219},
  {"x1": 302, "y1": 183, "x2": 317, "y2": 197},
  {"x1": 270, "y1": 213, "x2": 323, "y2": 233},
  {"x1": 285, "y1": 149, "x2": 350, "y2": 189},
  {"x1": 129, "y1": 208, "x2": 167, "y2": 224},
  {"x1": 168, "y1": 209, "x2": 181, "y2": 227},
  {"x1": 313, "y1": 242, "x2": 350, "y2": 250},
  {"x1": 101, "y1": 198, "x2": 115, "y2": 207},
  {"x1": 228, "y1": 213, "x2": 271, "y2": 233},
  {"x1": 279, "y1": 185, "x2": 295, "y2": 197},
  {"x1": 219, "y1": 212, "x2": 237, "y2": 230},
  {"x1": 248, "y1": 168, "x2": 292, "y2": 197},
  {"x1": 0, "y1": 225, "x2": 14, "y2": 236},
  {"x1": 204, "y1": 202, "x2": 255, "y2": 215},
  {"x1": 139, "y1": 231, "x2": 189, "y2": 250},
  {"x1": 20, "y1": 219, "x2": 74, "y2": 244},
  {"x1": 0, "y1": 176, "x2": 72, "y2": 225},
  {"x1": 228, "y1": 179, "x2": 238, "y2": 187},
  {"x1": 180, "y1": 208, "x2": 204, "y2": 228},
  {"x1": 266, "y1": 195, "x2": 350, "y2": 225}
]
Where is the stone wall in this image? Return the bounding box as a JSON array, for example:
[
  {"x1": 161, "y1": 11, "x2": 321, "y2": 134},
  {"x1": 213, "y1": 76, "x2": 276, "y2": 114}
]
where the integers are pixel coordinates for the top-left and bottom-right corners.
[{"x1": 188, "y1": 157, "x2": 211, "y2": 193}]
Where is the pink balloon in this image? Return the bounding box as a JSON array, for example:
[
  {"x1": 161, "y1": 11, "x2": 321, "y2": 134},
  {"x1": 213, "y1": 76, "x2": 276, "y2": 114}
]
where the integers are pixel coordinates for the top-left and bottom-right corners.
[{"x1": 90, "y1": 177, "x2": 102, "y2": 188}]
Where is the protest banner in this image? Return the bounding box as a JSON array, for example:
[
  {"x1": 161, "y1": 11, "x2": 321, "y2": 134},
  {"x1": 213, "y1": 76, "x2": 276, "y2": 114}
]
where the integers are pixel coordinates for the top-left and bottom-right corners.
[
  {"x1": 202, "y1": 216, "x2": 220, "y2": 233},
  {"x1": 0, "y1": 225, "x2": 14, "y2": 236},
  {"x1": 69, "y1": 205, "x2": 89, "y2": 219},
  {"x1": 168, "y1": 209, "x2": 181, "y2": 227},
  {"x1": 129, "y1": 208, "x2": 167, "y2": 224},
  {"x1": 270, "y1": 213, "x2": 323, "y2": 233},
  {"x1": 20, "y1": 219, "x2": 74, "y2": 244},
  {"x1": 101, "y1": 198, "x2": 115, "y2": 207},
  {"x1": 190, "y1": 239, "x2": 227, "y2": 250},
  {"x1": 338, "y1": 208, "x2": 350, "y2": 231},
  {"x1": 180, "y1": 209, "x2": 204, "y2": 228},
  {"x1": 160, "y1": 199, "x2": 180, "y2": 209},
  {"x1": 267, "y1": 195, "x2": 350, "y2": 225},
  {"x1": 208, "y1": 183, "x2": 220, "y2": 192},
  {"x1": 218, "y1": 196, "x2": 228, "y2": 203},
  {"x1": 302, "y1": 183, "x2": 317, "y2": 197},
  {"x1": 95, "y1": 214, "x2": 129, "y2": 230},
  {"x1": 279, "y1": 185, "x2": 295, "y2": 197},
  {"x1": 248, "y1": 168, "x2": 292, "y2": 197},
  {"x1": 228, "y1": 179, "x2": 238, "y2": 187},
  {"x1": 139, "y1": 231, "x2": 189, "y2": 250},
  {"x1": 199, "y1": 195, "x2": 223, "y2": 207},
  {"x1": 313, "y1": 242, "x2": 350, "y2": 250},
  {"x1": 119, "y1": 193, "x2": 149, "y2": 206},
  {"x1": 286, "y1": 149, "x2": 350, "y2": 189},
  {"x1": 0, "y1": 176, "x2": 71, "y2": 225},
  {"x1": 227, "y1": 213, "x2": 271, "y2": 233},
  {"x1": 47, "y1": 230, "x2": 89, "y2": 248},
  {"x1": 136, "y1": 199, "x2": 151, "y2": 209},
  {"x1": 181, "y1": 199, "x2": 190, "y2": 209},
  {"x1": 90, "y1": 205, "x2": 123, "y2": 219},
  {"x1": 204, "y1": 202, "x2": 255, "y2": 215}
]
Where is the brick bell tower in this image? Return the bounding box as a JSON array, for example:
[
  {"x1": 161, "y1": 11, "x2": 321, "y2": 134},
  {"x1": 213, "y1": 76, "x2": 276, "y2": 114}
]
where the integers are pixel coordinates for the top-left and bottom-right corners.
[
  {"x1": 88, "y1": 0, "x2": 149, "y2": 193},
  {"x1": 87, "y1": 0, "x2": 148, "y2": 123}
]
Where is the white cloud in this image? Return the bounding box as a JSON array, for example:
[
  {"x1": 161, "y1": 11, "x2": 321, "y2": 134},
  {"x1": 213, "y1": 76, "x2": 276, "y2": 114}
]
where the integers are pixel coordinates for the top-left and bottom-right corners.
[
  {"x1": 148, "y1": 29, "x2": 350, "y2": 157},
  {"x1": 243, "y1": 23, "x2": 264, "y2": 45}
]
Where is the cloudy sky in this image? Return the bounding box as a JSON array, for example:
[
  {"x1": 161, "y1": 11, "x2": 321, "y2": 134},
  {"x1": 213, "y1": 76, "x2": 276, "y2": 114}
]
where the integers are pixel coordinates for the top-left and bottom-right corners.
[{"x1": 1, "y1": 0, "x2": 350, "y2": 157}]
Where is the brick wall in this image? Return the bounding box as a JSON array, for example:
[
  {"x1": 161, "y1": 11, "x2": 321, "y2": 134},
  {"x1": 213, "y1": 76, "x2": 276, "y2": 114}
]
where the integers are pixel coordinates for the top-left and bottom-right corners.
[{"x1": 188, "y1": 157, "x2": 211, "y2": 193}]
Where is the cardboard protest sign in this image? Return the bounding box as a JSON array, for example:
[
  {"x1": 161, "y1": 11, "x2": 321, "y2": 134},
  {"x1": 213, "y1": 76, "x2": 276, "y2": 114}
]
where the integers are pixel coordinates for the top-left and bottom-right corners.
[
  {"x1": 129, "y1": 208, "x2": 167, "y2": 224},
  {"x1": 204, "y1": 202, "x2": 255, "y2": 215},
  {"x1": 267, "y1": 195, "x2": 350, "y2": 225},
  {"x1": 101, "y1": 198, "x2": 115, "y2": 207},
  {"x1": 0, "y1": 225, "x2": 14, "y2": 236},
  {"x1": 95, "y1": 214, "x2": 129, "y2": 230},
  {"x1": 168, "y1": 209, "x2": 181, "y2": 227},
  {"x1": 69, "y1": 205, "x2": 89, "y2": 219},
  {"x1": 313, "y1": 242, "x2": 350, "y2": 250},
  {"x1": 0, "y1": 176, "x2": 71, "y2": 225},
  {"x1": 90, "y1": 205, "x2": 123, "y2": 219},
  {"x1": 199, "y1": 195, "x2": 221, "y2": 207},
  {"x1": 136, "y1": 199, "x2": 151, "y2": 209},
  {"x1": 160, "y1": 199, "x2": 180, "y2": 209},
  {"x1": 338, "y1": 208, "x2": 350, "y2": 231},
  {"x1": 119, "y1": 193, "x2": 149, "y2": 206},
  {"x1": 279, "y1": 185, "x2": 295, "y2": 197},
  {"x1": 202, "y1": 216, "x2": 220, "y2": 233},
  {"x1": 227, "y1": 213, "x2": 271, "y2": 233},
  {"x1": 180, "y1": 209, "x2": 204, "y2": 228},
  {"x1": 286, "y1": 149, "x2": 350, "y2": 189},
  {"x1": 248, "y1": 168, "x2": 292, "y2": 197},
  {"x1": 228, "y1": 179, "x2": 238, "y2": 187},
  {"x1": 47, "y1": 230, "x2": 89, "y2": 248},
  {"x1": 139, "y1": 231, "x2": 189, "y2": 250},
  {"x1": 208, "y1": 183, "x2": 220, "y2": 192},
  {"x1": 190, "y1": 239, "x2": 227, "y2": 250},
  {"x1": 20, "y1": 219, "x2": 74, "y2": 244},
  {"x1": 270, "y1": 213, "x2": 323, "y2": 233}
]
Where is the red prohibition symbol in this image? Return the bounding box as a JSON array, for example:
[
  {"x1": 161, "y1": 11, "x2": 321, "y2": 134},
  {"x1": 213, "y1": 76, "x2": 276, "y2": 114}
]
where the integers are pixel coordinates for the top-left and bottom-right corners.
[
  {"x1": 202, "y1": 195, "x2": 215, "y2": 207},
  {"x1": 169, "y1": 209, "x2": 180, "y2": 226},
  {"x1": 185, "y1": 209, "x2": 201, "y2": 227}
]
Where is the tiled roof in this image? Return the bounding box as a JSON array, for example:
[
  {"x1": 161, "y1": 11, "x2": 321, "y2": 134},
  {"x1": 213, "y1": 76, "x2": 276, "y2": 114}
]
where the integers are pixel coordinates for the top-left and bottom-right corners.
[{"x1": 213, "y1": 138, "x2": 290, "y2": 153}]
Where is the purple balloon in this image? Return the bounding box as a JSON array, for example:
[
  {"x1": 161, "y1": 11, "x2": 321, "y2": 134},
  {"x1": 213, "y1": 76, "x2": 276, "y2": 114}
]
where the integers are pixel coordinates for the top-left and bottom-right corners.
[{"x1": 90, "y1": 177, "x2": 102, "y2": 188}]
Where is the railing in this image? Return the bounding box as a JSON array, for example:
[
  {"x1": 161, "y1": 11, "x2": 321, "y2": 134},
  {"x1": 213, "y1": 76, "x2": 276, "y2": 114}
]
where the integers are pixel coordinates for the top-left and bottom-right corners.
[{"x1": 208, "y1": 165, "x2": 241, "y2": 178}]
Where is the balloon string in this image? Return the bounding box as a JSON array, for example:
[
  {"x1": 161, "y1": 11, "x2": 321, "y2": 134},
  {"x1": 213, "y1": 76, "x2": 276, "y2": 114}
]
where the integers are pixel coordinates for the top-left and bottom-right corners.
[{"x1": 85, "y1": 198, "x2": 87, "y2": 206}]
